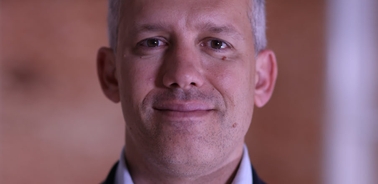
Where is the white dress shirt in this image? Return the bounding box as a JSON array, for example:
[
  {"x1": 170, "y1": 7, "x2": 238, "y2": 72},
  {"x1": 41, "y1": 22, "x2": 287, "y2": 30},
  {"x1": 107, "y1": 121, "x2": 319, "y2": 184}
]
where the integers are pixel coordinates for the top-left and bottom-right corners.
[{"x1": 115, "y1": 145, "x2": 253, "y2": 184}]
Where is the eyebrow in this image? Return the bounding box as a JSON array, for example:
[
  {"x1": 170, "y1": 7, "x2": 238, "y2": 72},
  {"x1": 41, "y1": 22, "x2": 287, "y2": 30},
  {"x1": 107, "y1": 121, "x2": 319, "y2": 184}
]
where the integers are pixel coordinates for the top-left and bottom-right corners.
[
  {"x1": 202, "y1": 22, "x2": 239, "y2": 34},
  {"x1": 134, "y1": 23, "x2": 168, "y2": 33},
  {"x1": 203, "y1": 22, "x2": 246, "y2": 40},
  {"x1": 133, "y1": 22, "x2": 244, "y2": 39}
]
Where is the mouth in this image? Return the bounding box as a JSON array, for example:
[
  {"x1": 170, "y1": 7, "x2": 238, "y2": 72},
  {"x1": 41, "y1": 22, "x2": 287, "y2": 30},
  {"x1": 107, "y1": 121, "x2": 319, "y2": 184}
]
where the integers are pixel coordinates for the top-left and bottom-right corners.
[{"x1": 153, "y1": 101, "x2": 215, "y2": 119}]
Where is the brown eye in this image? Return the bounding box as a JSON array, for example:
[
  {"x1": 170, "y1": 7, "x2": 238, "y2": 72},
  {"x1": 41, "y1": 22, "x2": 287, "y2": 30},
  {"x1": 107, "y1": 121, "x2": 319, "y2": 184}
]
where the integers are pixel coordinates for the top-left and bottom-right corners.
[
  {"x1": 146, "y1": 39, "x2": 159, "y2": 47},
  {"x1": 207, "y1": 39, "x2": 228, "y2": 49},
  {"x1": 211, "y1": 40, "x2": 223, "y2": 49},
  {"x1": 139, "y1": 38, "x2": 167, "y2": 48}
]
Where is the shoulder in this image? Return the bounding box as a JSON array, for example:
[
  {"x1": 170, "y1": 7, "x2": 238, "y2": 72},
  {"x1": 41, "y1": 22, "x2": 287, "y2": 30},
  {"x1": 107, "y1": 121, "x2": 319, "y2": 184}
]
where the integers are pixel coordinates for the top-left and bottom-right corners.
[
  {"x1": 252, "y1": 165, "x2": 266, "y2": 184},
  {"x1": 101, "y1": 162, "x2": 119, "y2": 184}
]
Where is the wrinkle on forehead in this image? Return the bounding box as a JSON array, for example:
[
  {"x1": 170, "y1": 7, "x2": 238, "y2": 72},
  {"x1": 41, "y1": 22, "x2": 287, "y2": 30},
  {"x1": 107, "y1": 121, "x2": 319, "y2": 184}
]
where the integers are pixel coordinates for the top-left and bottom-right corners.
[
  {"x1": 119, "y1": 0, "x2": 251, "y2": 37},
  {"x1": 121, "y1": 0, "x2": 249, "y2": 22}
]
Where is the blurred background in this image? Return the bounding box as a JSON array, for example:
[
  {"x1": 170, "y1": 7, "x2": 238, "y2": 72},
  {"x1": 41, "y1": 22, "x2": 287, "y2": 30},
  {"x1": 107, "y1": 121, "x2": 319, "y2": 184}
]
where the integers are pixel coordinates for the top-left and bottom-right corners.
[{"x1": 0, "y1": 0, "x2": 377, "y2": 183}]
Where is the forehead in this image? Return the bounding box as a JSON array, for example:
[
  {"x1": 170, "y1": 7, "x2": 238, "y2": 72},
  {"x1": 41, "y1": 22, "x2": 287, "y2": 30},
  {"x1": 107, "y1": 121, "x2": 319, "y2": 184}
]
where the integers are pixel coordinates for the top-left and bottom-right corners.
[{"x1": 119, "y1": 0, "x2": 252, "y2": 33}]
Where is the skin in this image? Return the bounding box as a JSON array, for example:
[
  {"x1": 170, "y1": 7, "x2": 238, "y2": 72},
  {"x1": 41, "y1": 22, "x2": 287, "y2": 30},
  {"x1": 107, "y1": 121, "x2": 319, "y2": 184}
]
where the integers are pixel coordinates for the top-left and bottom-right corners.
[{"x1": 97, "y1": 0, "x2": 278, "y2": 183}]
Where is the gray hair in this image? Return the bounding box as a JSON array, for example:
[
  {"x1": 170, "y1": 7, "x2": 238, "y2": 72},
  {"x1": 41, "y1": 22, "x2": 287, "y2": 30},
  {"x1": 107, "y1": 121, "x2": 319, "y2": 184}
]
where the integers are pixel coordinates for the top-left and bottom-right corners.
[{"x1": 107, "y1": 0, "x2": 267, "y2": 54}]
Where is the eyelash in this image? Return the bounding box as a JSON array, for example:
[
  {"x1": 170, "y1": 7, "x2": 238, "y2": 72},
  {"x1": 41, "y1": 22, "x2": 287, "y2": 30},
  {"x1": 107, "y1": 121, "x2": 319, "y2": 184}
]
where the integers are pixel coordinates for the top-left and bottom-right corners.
[
  {"x1": 136, "y1": 37, "x2": 232, "y2": 52},
  {"x1": 201, "y1": 39, "x2": 231, "y2": 51},
  {"x1": 138, "y1": 38, "x2": 168, "y2": 48}
]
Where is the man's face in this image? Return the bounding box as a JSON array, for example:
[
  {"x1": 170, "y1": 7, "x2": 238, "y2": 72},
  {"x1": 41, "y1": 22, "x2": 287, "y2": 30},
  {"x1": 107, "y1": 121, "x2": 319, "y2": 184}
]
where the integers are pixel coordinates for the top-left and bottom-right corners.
[{"x1": 114, "y1": 0, "x2": 258, "y2": 172}]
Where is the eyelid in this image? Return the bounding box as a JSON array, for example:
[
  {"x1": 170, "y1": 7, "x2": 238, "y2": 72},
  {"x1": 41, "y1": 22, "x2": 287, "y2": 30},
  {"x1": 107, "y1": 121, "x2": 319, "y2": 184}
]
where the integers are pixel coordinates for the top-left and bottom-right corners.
[
  {"x1": 201, "y1": 38, "x2": 233, "y2": 50},
  {"x1": 137, "y1": 37, "x2": 168, "y2": 47}
]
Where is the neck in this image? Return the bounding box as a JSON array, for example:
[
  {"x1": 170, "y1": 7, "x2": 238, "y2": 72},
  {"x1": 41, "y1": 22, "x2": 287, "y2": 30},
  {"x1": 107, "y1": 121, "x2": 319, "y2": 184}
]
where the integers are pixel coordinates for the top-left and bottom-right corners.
[{"x1": 124, "y1": 140, "x2": 244, "y2": 184}]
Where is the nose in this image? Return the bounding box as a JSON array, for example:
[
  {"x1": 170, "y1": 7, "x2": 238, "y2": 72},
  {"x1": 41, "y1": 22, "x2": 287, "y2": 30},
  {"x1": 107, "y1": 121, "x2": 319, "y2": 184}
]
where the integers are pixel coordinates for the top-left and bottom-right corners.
[{"x1": 162, "y1": 44, "x2": 204, "y2": 90}]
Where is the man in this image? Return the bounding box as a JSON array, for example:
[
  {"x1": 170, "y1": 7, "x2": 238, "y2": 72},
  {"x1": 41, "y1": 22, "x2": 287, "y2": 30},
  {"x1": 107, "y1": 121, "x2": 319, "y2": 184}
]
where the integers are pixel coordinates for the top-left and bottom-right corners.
[{"x1": 97, "y1": 0, "x2": 277, "y2": 183}]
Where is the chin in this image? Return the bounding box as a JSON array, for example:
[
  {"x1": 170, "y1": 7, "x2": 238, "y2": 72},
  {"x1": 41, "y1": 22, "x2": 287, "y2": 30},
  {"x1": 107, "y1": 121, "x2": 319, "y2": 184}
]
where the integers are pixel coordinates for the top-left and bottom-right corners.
[
  {"x1": 147, "y1": 137, "x2": 222, "y2": 175},
  {"x1": 156, "y1": 147, "x2": 219, "y2": 177}
]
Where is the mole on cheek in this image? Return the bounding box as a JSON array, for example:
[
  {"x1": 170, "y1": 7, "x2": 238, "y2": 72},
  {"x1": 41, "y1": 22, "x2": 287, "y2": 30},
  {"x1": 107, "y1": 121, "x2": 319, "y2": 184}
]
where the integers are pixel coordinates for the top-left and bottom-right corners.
[
  {"x1": 232, "y1": 123, "x2": 237, "y2": 128},
  {"x1": 222, "y1": 56, "x2": 227, "y2": 60}
]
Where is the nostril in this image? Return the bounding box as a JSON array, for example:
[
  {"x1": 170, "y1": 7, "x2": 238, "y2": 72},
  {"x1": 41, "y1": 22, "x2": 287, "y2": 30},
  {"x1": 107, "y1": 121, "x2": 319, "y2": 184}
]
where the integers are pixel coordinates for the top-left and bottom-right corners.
[
  {"x1": 168, "y1": 82, "x2": 196, "y2": 88},
  {"x1": 170, "y1": 83, "x2": 180, "y2": 87}
]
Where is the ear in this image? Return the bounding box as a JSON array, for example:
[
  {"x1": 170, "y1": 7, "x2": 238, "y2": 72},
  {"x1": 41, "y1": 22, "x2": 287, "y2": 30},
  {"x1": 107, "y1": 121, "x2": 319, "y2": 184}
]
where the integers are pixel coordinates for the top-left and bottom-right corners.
[
  {"x1": 254, "y1": 49, "x2": 278, "y2": 107},
  {"x1": 97, "y1": 47, "x2": 120, "y2": 103}
]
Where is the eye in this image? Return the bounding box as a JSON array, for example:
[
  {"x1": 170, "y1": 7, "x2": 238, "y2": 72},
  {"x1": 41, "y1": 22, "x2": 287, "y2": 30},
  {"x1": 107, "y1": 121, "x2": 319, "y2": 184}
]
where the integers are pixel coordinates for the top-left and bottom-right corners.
[
  {"x1": 202, "y1": 39, "x2": 230, "y2": 50},
  {"x1": 210, "y1": 40, "x2": 226, "y2": 49},
  {"x1": 138, "y1": 38, "x2": 167, "y2": 47}
]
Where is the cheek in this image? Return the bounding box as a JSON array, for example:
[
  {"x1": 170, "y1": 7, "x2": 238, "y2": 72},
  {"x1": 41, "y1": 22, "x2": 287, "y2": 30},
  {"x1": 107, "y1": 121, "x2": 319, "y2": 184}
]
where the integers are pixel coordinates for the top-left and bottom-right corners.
[
  {"x1": 207, "y1": 59, "x2": 255, "y2": 132},
  {"x1": 208, "y1": 60, "x2": 255, "y2": 105},
  {"x1": 204, "y1": 67, "x2": 253, "y2": 141},
  {"x1": 118, "y1": 58, "x2": 160, "y2": 109}
]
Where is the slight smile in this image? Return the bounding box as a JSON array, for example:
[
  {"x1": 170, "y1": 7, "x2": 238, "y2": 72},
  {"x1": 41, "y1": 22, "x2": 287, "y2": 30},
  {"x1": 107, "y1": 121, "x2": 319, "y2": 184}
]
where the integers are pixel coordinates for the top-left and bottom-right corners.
[{"x1": 153, "y1": 101, "x2": 215, "y2": 120}]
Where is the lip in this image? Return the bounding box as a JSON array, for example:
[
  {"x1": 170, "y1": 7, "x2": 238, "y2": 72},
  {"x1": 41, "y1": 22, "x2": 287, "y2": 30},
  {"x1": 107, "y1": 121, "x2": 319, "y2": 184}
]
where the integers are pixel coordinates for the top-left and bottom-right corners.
[
  {"x1": 153, "y1": 101, "x2": 214, "y2": 111},
  {"x1": 153, "y1": 101, "x2": 215, "y2": 119}
]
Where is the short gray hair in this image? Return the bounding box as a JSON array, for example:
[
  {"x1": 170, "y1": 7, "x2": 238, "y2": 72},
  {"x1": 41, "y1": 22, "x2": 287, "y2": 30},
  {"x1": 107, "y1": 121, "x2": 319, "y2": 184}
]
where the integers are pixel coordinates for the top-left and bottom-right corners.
[{"x1": 107, "y1": 0, "x2": 267, "y2": 53}]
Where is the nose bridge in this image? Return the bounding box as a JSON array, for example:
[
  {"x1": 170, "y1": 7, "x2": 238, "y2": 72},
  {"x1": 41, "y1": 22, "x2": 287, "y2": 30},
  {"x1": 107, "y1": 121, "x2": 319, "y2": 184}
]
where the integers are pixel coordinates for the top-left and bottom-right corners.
[{"x1": 162, "y1": 39, "x2": 204, "y2": 89}]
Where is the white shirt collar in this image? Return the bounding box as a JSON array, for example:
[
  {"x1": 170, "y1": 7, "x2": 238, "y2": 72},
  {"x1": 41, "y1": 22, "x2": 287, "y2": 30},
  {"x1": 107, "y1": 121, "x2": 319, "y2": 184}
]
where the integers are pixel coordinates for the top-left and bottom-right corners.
[
  {"x1": 115, "y1": 145, "x2": 253, "y2": 184},
  {"x1": 232, "y1": 145, "x2": 253, "y2": 184},
  {"x1": 115, "y1": 148, "x2": 133, "y2": 184}
]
